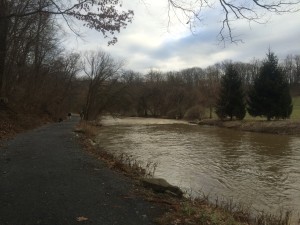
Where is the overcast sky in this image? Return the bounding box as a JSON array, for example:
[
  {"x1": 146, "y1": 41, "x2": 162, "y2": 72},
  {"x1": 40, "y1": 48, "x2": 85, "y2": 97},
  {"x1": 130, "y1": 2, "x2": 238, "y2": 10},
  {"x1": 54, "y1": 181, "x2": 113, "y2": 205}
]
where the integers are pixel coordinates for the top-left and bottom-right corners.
[{"x1": 64, "y1": 0, "x2": 300, "y2": 73}]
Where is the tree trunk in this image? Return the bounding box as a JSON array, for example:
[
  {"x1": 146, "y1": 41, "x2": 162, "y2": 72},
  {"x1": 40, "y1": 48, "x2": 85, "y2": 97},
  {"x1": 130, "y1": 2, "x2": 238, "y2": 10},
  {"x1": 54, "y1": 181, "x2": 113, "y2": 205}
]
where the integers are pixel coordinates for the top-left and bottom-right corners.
[
  {"x1": 209, "y1": 105, "x2": 213, "y2": 119},
  {"x1": 0, "y1": 0, "x2": 9, "y2": 97}
]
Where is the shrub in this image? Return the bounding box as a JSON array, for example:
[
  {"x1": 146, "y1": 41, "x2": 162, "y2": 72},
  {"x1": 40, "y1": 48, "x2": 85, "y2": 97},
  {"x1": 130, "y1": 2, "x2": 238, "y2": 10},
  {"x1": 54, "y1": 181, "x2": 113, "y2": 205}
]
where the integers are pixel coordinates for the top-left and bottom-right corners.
[{"x1": 184, "y1": 105, "x2": 205, "y2": 120}]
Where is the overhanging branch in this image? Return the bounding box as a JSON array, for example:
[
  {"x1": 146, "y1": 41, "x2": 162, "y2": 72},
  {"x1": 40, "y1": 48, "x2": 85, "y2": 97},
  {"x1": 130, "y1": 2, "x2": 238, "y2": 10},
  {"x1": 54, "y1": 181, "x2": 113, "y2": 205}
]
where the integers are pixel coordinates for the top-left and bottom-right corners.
[{"x1": 166, "y1": 0, "x2": 300, "y2": 43}]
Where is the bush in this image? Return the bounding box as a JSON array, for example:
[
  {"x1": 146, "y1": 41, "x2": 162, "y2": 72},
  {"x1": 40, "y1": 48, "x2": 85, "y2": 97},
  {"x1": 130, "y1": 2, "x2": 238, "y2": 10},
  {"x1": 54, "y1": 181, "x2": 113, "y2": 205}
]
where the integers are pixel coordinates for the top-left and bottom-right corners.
[
  {"x1": 166, "y1": 109, "x2": 179, "y2": 119},
  {"x1": 184, "y1": 105, "x2": 205, "y2": 120}
]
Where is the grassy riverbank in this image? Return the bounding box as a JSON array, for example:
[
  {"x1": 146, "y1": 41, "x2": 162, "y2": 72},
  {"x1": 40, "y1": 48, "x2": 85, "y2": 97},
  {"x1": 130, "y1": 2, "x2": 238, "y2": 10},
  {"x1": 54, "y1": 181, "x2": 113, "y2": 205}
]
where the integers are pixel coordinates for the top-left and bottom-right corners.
[
  {"x1": 199, "y1": 97, "x2": 300, "y2": 135},
  {"x1": 199, "y1": 119, "x2": 300, "y2": 135},
  {"x1": 76, "y1": 121, "x2": 295, "y2": 225}
]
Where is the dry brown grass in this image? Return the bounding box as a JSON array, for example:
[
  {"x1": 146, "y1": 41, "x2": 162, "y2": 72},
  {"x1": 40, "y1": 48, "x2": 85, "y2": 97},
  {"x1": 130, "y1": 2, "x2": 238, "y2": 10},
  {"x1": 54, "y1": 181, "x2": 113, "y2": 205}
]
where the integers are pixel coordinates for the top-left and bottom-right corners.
[
  {"x1": 156, "y1": 194, "x2": 294, "y2": 225},
  {"x1": 74, "y1": 121, "x2": 100, "y2": 139},
  {"x1": 0, "y1": 110, "x2": 51, "y2": 140},
  {"x1": 199, "y1": 119, "x2": 300, "y2": 135},
  {"x1": 157, "y1": 200, "x2": 244, "y2": 225}
]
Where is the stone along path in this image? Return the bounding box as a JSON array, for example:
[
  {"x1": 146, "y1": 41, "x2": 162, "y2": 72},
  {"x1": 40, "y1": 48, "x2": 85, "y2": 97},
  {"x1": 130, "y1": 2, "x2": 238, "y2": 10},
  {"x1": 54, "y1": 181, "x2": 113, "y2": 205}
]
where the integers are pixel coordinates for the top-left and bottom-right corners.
[{"x1": 0, "y1": 117, "x2": 163, "y2": 225}]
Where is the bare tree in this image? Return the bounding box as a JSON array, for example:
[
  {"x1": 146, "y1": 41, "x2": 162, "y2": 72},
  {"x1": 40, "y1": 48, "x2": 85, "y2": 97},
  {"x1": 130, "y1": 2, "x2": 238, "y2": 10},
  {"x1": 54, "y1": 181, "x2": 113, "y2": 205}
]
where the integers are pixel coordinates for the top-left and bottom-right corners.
[
  {"x1": 83, "y1": 50, "x2": 123, "y2": 120},
  {"x1": 0, "y1": 0, "x2": 9, "y2": 97},
  {"x1": 284, "y1": 54, "x2": 295, "y2": 84},
  {"x1": 1, "y1": 6, "x2": 64, "y2": 112},
  {"x1": 295, "y1": 55, "x2": 300, "y2": 84},
  {"x1": 283, "y1": 54, "x2": 300, "y2": 86},
  {"x1": 42, "y1": 52, "x2": 82, "y2": 118},
  {"x1": 203, "y1": 64, "x2": 221, "y2": 118}
]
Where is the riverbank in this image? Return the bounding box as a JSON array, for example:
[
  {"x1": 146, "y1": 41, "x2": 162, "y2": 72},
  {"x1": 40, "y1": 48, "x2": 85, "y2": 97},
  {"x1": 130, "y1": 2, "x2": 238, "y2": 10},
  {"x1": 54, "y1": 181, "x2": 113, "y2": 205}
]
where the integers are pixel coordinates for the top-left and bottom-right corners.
[
  {"x1": 76, "y1": 121, "x2": 295, "y2": 225},
  {"x1": 199, "y1": 119, "x2": 300, "y2": 135},
  {"x1": 0, "y1": 110, "x2": 52, "y2": 141}
]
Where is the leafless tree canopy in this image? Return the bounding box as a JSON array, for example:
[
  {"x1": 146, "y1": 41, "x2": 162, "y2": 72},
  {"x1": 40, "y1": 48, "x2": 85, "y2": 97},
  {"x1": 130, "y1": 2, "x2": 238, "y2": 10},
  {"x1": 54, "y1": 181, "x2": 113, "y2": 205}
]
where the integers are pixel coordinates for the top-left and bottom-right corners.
[
  {"x1": 83, "y1": 51, "x2": 124, "y2": 120},
  {"x1": 1, "y1": 0, "x2": 134, "y2": 45},
  {"x1": 0, "y1": 0, "x2": 133, "y2": 98},
  {"x1": 166, "y1": 0, "x2": 300, "y2": 42}
]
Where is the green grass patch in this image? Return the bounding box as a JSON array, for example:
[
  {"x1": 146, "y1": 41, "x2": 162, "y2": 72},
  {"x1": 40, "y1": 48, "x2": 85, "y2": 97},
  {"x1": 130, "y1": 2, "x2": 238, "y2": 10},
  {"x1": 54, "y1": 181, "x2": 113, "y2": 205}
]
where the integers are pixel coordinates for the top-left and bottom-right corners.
[
  {"x1": 291, "y1": 96, "x2": 300, "y2": 120},
  {"x1": 204, "y1": 97, "x2": 300, "y2": 121}
]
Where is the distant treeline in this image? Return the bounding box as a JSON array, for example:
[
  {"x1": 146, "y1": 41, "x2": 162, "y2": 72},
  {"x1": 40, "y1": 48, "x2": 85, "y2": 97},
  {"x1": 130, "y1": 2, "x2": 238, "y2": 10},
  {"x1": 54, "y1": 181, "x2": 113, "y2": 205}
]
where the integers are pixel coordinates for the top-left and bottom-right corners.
[{"x1": 106, "y1": 54, "x2": 300, "y2": 121}]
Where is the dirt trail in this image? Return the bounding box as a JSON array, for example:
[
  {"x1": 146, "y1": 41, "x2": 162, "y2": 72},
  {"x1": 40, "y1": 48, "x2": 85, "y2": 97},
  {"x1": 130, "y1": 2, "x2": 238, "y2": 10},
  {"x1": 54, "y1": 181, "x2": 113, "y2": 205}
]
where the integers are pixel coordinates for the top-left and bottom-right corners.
[{"x1": 0, "y1": 116, "x2": 163, "y2": 225}]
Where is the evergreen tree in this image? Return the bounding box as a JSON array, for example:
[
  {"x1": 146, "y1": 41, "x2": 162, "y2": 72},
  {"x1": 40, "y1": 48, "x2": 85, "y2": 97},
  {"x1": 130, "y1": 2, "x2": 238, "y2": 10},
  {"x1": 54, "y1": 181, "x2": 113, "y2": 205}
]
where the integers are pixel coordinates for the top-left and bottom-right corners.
[
  {"x1": 247, "y1": 51, "x2": 293, "y2": 120},
  {"x1": 215, "y1": 64, "x2": 246, "y2": 120}
]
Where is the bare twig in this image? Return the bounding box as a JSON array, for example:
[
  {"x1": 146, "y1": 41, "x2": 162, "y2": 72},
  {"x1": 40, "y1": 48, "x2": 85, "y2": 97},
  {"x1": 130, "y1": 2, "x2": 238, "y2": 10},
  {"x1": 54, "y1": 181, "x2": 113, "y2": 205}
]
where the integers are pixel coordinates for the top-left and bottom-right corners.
[{"x1": 166, "y1": 0, "x2": 300, "y2": 43}]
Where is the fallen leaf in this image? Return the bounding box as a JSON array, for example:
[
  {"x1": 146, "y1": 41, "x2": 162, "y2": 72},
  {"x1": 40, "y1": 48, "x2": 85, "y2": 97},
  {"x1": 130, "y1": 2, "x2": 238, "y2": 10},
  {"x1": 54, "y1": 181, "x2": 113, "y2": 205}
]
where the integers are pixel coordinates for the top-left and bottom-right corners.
[{"x1": 76, "y1": 216, "x2": 88, "y2": 222}]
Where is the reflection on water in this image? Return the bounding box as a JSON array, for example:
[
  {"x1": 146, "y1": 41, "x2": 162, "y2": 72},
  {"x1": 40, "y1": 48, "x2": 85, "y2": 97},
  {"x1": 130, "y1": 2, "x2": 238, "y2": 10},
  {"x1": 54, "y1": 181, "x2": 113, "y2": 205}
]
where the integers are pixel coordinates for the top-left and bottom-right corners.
[{"x1": 96, "y1": 117, "x2": 300, "y2": 218}]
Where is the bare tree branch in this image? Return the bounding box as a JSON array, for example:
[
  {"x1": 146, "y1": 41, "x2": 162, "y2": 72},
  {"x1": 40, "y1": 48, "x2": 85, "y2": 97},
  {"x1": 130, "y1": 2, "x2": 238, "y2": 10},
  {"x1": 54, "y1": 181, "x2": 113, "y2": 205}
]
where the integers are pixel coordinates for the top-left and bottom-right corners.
[
  {"x1": 1, "y1": 0, "x2": 134, "y2": 45},
  {"x1": 166, "y1": 0, "x2": 300, "y2": 43}
]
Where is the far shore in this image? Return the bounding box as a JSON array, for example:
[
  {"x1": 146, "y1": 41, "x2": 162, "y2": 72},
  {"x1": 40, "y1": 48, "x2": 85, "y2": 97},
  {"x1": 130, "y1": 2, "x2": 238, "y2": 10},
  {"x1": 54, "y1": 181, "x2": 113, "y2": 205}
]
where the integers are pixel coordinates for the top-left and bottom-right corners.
[
  {"x1": 97, "y1": 115, "x2": 300, "y2": 136},
  {"x1": 198, "y1": 119, "x2": 300, "y2": 135}
]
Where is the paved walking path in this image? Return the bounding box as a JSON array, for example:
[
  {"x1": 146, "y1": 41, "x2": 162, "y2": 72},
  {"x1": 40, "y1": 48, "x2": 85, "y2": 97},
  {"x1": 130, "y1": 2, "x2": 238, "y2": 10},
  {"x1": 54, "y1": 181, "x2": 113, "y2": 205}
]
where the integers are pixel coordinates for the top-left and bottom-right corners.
[{"x1": 0, "y1": 117, "x2": 163, "y2": 225}]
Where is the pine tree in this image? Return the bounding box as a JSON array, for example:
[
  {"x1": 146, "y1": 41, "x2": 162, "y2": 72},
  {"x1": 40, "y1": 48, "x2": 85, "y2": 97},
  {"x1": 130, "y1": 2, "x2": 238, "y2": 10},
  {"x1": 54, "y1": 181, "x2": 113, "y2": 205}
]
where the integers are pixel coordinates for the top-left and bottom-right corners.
[
  {"x1": 247, "y1": 51, "x2": 293, "y2": 120},
  {"x1": 215, "y1": 64, "x2": 246, "y2": 120}
]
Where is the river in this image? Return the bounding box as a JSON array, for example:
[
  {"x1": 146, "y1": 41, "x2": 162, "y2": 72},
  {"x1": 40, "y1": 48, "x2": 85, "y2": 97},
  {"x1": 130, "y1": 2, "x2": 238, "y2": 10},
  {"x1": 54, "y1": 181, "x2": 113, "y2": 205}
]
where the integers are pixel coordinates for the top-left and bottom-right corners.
[{"x1": 95, "y1": 117, "x2": 300, "y2": 219}]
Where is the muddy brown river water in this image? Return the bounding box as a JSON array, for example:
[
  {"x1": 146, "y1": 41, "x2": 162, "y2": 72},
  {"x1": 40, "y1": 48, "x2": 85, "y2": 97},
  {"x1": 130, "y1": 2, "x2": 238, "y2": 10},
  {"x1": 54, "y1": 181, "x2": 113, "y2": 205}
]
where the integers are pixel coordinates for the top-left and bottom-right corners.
[{"x1": 96, "y1": 117, "x2": 300, "y2": 220}]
